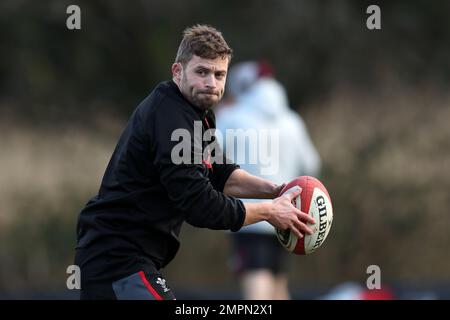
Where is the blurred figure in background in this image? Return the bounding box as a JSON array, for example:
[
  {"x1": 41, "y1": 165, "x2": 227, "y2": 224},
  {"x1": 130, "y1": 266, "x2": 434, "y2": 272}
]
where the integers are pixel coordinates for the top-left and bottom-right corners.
[{"x1": 216, "y1": 61, "x2": 322, "y2": 300}]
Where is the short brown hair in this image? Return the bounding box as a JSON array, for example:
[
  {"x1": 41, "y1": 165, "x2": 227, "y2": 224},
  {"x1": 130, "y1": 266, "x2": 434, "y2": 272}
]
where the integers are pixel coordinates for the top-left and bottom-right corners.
[{"x1": 175, "y1": 24, "x2": 233, "y2": 66}]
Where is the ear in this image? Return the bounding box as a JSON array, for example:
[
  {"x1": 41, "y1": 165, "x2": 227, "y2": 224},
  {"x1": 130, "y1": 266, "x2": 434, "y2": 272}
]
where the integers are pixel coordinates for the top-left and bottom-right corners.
[{"x1": 172, "y1": 63, "x2": 182, "y2": 82}]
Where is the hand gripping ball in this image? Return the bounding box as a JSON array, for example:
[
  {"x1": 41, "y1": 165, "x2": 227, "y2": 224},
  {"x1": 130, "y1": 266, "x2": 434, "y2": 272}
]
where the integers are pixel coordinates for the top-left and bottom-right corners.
[{"x1": 276, "y1": 176, "x2": 333, "y2": 255}]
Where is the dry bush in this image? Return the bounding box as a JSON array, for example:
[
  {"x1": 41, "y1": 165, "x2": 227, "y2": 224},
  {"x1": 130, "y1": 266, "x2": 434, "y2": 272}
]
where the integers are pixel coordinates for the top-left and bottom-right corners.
[
  {"x1": 299, "y1": 85, "x2": 450, "y2": 284},
  {"x1": 0, "y1": 114, "x2": 124, "y2": 291},
  {"x1": 1, "y1": 86, "x2": 449, "y2": 292}
]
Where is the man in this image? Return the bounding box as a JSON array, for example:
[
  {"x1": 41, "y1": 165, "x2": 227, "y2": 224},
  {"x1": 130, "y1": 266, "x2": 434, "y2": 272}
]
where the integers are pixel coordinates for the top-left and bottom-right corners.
[
  {"x1": 75, "y1": 24, "x2": 314, "y2": 300},
  {"x1": 216, "y1": 61, "x2": 322, "y2": 299}
]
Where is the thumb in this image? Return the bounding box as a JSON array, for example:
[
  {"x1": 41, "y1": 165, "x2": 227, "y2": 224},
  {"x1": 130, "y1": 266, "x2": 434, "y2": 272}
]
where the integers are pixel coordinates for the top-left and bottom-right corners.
[{"x1": 288, "y1": 186, "x2": 302, "y2": 201}]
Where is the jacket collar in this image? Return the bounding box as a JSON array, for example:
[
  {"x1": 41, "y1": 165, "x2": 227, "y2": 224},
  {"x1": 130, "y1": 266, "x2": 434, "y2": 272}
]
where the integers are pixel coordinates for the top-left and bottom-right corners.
[{"x1": 168, "y1": 80, "x2": 209, "y2": 118}]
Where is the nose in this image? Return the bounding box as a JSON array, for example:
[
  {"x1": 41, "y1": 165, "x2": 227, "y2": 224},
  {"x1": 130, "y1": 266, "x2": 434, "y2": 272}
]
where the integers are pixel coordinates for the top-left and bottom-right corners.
[{"x1": 204, "y1": 74, "x2": 216, "y2": 89}]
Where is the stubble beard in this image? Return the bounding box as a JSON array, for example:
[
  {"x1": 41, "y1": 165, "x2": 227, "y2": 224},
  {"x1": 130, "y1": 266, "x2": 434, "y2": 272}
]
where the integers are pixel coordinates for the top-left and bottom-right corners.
[
  {"x1": 180, "y1": 76, "x2": 221, "y2": 110},
  {"x1": 191, "y1": 91, "x2": 221, "y2": 110}
]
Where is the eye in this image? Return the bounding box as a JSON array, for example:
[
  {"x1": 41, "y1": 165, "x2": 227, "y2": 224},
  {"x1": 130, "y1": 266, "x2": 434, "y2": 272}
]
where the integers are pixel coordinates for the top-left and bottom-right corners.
[{"x1": 197, "y1": 70, "x2": 207, "y2": 76}]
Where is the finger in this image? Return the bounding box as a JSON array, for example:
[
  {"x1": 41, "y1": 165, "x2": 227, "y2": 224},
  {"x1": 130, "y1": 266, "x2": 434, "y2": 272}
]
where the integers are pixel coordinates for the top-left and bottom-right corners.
[
  {"x1": 295, "y1": 209, "x2": 315, "y2": 224},
  {"x1": 294, "y1": 218, "x2": 314, "y2": 235},
  {"x1": 289, "y1": 225, "x2": 304, "y2": 239}
]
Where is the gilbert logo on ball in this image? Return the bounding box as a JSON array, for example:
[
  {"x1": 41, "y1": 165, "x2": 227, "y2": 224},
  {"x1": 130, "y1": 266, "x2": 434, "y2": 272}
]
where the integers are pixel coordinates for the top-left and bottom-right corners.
[{"x1": 276, "y1": 176, "x2": 333, "y2": 255}]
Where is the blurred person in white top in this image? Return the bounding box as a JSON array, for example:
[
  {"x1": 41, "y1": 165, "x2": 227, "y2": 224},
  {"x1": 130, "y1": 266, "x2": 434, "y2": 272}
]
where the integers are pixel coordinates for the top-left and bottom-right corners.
[{"x1": 216, "y1": 60, "x2": 321, "y2": 300}]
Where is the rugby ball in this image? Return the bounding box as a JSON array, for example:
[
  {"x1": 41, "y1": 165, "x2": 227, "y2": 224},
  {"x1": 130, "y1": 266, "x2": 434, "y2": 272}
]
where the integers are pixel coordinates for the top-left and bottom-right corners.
[{"x1": 276, "y1": 176, "x2": 333, "y2": 255}]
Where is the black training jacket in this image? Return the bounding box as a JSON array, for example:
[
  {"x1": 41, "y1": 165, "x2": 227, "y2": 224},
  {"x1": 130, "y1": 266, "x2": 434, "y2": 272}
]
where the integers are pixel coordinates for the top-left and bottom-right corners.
[{"x1": 75, "y1": 80, "x2": 246, "y2": 283}]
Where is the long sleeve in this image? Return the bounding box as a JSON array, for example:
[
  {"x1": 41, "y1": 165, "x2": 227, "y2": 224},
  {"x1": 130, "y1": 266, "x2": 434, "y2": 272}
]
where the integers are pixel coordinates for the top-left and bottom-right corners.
[{"x1": 148, "y1": 98, "x2": 246, "y2": 231}]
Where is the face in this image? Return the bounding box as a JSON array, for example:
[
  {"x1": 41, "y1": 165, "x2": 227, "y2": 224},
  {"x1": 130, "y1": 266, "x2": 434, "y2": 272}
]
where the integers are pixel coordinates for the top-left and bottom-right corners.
[{"x1": 172, "y1": 55, "x2": 228, "y2": 110}]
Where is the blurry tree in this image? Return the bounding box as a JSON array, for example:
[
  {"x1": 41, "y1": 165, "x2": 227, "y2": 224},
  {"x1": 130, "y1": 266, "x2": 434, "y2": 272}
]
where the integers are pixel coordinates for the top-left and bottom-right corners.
[{"x1": 1, "y1": 0, "x2": 450, "y2": 121}]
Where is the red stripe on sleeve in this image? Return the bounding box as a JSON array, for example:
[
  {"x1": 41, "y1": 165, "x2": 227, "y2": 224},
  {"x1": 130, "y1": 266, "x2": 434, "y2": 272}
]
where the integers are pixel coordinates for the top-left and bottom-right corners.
[{"x1": 138, "y1": 271, "x2": 163, "y2": 300}]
